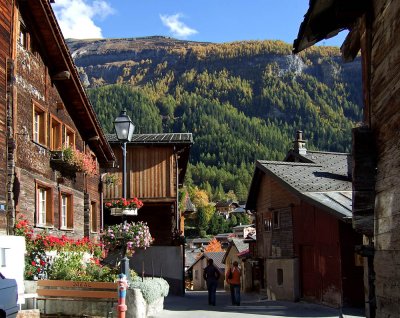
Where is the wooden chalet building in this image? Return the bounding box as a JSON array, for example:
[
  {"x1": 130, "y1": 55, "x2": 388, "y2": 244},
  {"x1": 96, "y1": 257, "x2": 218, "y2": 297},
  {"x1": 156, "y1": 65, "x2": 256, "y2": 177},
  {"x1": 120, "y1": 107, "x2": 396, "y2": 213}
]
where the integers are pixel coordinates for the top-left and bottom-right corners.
[
  {"x1": 104, "y1": 133, "x2": 192, "y2": 245},
  {"x1": 215, "y1": 199, "x2": 240, "y2": 219},
  {"x1": 246, "y1": 132, "x2": 363, "y2": 307},
  {"x1": 0, "y1": 0, "x2": 115, "y2": 237},
  {"x1": 294, "y1": 1, "x2": 400, "y2": 317},
  {"x1": 104, "y1": 132, "x2": 192, "y2": 294}
]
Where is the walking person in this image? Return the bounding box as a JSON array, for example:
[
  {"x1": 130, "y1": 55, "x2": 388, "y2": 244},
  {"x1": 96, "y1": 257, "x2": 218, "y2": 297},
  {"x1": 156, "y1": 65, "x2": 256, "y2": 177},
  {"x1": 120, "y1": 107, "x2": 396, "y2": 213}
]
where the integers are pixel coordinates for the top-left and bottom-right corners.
[
  {"x1": 226, "y1": 261, "x2": 241, "y2": 306},
  {"x1": 203, "y1": 258, "x2": 221, "y2": 306}
]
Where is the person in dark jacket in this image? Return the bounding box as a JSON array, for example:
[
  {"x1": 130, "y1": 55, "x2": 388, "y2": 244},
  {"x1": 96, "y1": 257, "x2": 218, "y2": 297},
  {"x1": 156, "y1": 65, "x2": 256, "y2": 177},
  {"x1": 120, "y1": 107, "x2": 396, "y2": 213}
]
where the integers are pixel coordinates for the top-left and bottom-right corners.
[{"x1": 203, "y1": 258, "x2": 221, "y2": 306}]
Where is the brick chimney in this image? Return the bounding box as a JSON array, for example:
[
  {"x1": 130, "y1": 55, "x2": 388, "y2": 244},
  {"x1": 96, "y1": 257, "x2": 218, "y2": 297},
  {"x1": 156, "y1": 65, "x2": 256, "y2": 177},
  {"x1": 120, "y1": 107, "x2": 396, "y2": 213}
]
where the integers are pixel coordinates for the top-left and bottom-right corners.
[{"x1": 293, "y1": 130, "x2": 307, "y2": 155}]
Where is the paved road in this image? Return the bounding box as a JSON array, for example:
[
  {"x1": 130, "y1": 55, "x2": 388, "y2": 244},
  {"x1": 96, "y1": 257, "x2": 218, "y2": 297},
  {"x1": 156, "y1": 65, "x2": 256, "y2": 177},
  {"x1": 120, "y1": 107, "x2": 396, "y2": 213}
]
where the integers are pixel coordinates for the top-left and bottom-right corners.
[{"x1": 151, "y1": 291, "x2": 365, "y2": 318}]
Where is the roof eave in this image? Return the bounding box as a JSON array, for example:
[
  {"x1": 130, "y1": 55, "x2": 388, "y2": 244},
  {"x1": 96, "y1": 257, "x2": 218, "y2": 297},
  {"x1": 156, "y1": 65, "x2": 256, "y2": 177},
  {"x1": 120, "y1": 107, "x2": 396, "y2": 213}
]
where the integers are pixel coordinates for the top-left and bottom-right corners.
[
  {"x1": 253, "y1": 162, "x2": 352, "y2": 221},
  {"x1": 25, "y1": 0, "x2": 115, "y2": 165},
  {"x1": 293, "y1": 0, "x2": 369, "y2": 54}
]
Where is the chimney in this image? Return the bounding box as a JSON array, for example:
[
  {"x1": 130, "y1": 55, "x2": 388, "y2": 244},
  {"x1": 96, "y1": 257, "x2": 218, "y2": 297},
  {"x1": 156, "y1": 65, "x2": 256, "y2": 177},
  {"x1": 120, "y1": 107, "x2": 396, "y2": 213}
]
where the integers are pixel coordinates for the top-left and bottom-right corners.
[{"x1": 294, "y1": 130, "x2": 307, "y2": 155}]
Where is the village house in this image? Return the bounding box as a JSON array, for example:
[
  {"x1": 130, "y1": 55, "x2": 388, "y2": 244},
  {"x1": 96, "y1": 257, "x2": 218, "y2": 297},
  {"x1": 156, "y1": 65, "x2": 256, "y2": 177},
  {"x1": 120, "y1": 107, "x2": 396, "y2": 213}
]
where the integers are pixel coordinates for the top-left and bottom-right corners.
[
  {"x1": 188, "y1": 251, "x2": 225, "y2": 291},
  {"x1": 294, "y1": 1, "x2": 400, "y2": 317},
  {"x1": 246, "y1": 132, "x2": 364, "y2": 307},
  {"x1": 215, "y1": 199, "x2": 239, "y2": 219},
  {"x1": 232, "y1": 224, "x2": 255, "y2": 239},
  {"x1": 222, "y1": 238, "x2": 250, "y2": 291},
  {"x1": 0, "y1": 0, "x2": 115, "y2": 238},
  {"x1": 103, "y1": 132, "x2": 192, "y2": 294},
  {"x1": 242, "y1": 233, "x2": 264, "y2": 292}
]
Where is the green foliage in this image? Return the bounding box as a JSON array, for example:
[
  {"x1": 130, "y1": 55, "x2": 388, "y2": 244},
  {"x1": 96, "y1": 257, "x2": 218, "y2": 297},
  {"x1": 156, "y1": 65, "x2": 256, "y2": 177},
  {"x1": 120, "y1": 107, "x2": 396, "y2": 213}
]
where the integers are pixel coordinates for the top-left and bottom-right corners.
[
  {"x1": 81, "y1": 39, "x2": 362, "y2": 201},
  {"x1": 196, "y1": 207, "x2": 209, "y2": 234},
  {"x1": 87, "y1": 85, "x2": 162, "y2": 134},
  {"x1": 130, "y1": 277, "x2": 169, "y2": 304},
  {"x1": 48, "y1": 252, "x2": 118, "y2": 282}
]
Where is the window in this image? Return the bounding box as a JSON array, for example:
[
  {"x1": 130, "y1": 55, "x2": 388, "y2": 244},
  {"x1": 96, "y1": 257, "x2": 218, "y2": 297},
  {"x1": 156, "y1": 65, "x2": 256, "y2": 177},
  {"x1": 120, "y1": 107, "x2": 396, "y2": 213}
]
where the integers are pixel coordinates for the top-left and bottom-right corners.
[
  {"x1": 59, "y1": 192, "x2": 73, "y2": 230},
  {"x1": 50, "y1": 116, "x2": 62, "y2": 150},
  {"x1": 273, "y1": 211, "x2": 280, "y2": 229},
  {"x1": 264, "y1": 213, "x2": 272, "y2": 232},
  {"x1": 32, "y1": 101, "x2": 47, "y2": 146},
  {"x1": 277, "y1": 269, "x2": 283, "y2": 286},
  {"x1": 64, "y1": 125, "x2": 75, "y2": 148},
  {"x1": 90, "y1": 201, "x2": 98, "y2": 233},
  {"x1": 36, "y1": 182, "x2": 53, "y2": 226},
  {"x1": 19, "y1": 24, "x2": 29, "y2": 49}
]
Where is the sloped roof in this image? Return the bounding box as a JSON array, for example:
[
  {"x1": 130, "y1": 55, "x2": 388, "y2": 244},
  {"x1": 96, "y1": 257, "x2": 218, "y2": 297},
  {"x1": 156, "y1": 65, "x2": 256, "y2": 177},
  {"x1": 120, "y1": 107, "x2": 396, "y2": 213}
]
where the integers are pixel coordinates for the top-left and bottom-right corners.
[
  {"x1": 204, "y1": 252, "x2": 225, "y2": 270},
  {"x1": 185, "y1": 248, "x2": 202, "y2": 268},
  {"x1": 222, "y1": 238, "x2": 249, "y2": 264},
  {"x1": 293, "y1": 0, "x2": 368, "y2": 53},
  {"x1": 215, "y1": 200, "x2": 239, "y2": 208},
  {"x1": 237, "y1": 249, "x2": 250, "y2": 258},
  {"x1": 184, "y1": 196, "x2": 196, "y2": 213},
  {"x1": 188, "y1": 251, "x2": 226, "y2": 271},
  {"x1": 191, "y1": 238, "x2": 211, "y2": 245},
  {"x1": 106, "y1": 133, "x2": 193, "y2": 144},
  {"x1": 246, "y1": 151, "x2": 352, "y2": 220},
  {"x1": 231, "y1": 238, "x2": 249, "y2": 253},
  {"x1": 233, "y1": 224, "x2": 254, "y2": 230}
]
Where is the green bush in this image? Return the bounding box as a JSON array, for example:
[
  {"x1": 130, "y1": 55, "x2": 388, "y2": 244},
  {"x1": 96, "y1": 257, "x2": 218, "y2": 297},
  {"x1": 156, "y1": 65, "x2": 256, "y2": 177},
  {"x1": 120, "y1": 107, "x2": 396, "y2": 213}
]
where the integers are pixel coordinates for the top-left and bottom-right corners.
[
  {"x1": 48, "y1": 252, "x2": 118, "y2": 282},
  {"x1": 130, "y1": 277, "x2": 169, "y2": 304}
]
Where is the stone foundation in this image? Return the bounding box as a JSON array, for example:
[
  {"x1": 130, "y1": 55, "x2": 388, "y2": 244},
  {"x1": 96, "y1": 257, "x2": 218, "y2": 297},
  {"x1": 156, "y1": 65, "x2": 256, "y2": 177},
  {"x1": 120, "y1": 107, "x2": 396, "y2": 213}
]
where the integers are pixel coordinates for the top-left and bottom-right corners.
[{"x1": 16, "y1": 310, "x2": 40, "y2": 318}]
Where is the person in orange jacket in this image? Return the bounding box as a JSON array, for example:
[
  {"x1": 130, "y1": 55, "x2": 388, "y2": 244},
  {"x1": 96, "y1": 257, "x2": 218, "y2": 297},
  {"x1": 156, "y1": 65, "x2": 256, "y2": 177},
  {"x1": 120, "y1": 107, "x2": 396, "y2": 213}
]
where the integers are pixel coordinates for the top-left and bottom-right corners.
[{"x1": 225, "y1": 261, "x2": 241, "y2": 306}]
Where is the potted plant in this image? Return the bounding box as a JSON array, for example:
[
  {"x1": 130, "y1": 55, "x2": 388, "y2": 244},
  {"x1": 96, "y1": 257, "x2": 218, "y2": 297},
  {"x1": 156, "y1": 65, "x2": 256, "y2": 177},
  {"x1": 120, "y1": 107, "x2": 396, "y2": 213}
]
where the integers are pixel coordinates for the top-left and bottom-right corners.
[
  {"x1": 105, "y1": 198, "x2": 143, "y2": 216},
  {"x1": 103, "y1": 173, "x2": 121, "y2": 187},
  {"x1": 50, "y1": 146, "x2": 98, "y2": 176},
  {"x1": 102, "y1": 221, "x2": 153, "y2": 255}
]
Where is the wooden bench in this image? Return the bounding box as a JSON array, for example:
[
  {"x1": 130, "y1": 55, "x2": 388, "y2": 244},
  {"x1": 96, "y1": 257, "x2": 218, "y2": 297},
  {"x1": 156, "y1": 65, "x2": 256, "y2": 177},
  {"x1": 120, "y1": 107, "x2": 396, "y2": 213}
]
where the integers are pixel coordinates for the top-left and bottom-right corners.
[{"x1": 37, "y1": 280, "x2": 118, "y2": 317}]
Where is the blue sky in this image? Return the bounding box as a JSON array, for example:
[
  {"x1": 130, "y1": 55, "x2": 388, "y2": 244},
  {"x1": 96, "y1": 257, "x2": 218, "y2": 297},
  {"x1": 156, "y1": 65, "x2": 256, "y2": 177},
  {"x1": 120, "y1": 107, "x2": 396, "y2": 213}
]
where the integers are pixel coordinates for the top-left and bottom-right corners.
[{"x1": 52, "y1": 0, "x2": 347, "y2": 47}]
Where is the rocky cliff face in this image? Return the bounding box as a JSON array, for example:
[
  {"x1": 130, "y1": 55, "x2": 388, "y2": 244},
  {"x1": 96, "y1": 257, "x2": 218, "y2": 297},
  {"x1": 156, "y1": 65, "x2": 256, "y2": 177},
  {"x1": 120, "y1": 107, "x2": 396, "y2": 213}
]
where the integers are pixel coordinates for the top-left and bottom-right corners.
[{"x1": 66, "y1": 36, "x2": 361, "y2": 92}]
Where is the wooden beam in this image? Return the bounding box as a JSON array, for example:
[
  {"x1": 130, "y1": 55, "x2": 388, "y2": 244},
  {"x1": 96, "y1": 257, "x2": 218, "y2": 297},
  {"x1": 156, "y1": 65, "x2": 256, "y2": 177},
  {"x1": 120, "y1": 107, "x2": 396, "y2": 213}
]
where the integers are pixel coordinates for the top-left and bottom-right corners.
[{"x1": 341, "y1": 24, "x2": 361, "y2": 62}]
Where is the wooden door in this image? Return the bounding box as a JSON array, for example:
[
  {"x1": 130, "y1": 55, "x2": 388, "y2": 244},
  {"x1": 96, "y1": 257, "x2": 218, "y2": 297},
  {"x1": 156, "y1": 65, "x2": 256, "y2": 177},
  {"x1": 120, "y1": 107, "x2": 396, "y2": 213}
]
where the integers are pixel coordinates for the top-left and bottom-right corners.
[{"x1": 300, "y1": 245, "x2": 321, "y2": 301}]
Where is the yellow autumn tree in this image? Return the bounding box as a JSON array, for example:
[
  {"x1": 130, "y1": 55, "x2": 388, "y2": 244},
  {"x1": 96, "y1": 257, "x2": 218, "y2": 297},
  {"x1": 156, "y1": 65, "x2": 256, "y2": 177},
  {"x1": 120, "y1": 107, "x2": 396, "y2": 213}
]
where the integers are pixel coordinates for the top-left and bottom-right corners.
[{"x1": 204, "y1": 238, "x2": 223, "y2": 252}]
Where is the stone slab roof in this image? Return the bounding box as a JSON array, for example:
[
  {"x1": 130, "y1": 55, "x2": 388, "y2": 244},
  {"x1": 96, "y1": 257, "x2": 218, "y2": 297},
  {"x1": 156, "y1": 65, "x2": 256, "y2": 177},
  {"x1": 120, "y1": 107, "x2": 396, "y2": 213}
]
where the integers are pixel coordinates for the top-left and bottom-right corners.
[
  {"x1": 247, "y1": 150, "x2": 352, "y2": 219},
  {"x1": 106, "y1": 133, "x2": 193, "y2": 144}
]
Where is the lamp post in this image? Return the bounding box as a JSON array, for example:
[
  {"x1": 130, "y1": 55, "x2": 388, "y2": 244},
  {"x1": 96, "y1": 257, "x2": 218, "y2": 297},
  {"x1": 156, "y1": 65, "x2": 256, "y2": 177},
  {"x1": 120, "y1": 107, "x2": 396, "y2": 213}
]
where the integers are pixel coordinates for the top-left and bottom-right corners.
[{"x1": 113, "y1": 109, "x2": 135, "y2": 279}]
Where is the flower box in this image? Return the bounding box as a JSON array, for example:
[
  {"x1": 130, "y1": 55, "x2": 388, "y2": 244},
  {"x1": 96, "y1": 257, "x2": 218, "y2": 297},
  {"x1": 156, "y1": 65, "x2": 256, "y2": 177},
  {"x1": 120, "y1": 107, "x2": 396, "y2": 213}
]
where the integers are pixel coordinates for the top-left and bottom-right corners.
[{"x1": 110, "y1": 207, "x2": 138, "y2": 216}]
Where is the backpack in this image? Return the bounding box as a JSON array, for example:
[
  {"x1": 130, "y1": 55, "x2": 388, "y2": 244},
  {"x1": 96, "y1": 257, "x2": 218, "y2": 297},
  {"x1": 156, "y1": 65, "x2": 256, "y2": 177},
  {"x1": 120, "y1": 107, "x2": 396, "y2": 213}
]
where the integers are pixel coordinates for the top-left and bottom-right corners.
[{"x1": 227, "y1": 269, "x2": 233, "y2": 280}]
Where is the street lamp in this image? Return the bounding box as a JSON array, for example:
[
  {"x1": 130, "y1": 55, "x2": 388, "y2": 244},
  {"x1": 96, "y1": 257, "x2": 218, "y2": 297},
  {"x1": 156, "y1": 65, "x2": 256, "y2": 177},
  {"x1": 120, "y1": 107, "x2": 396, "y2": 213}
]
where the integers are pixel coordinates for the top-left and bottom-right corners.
[
  {"x1": 113, "y1": 109, "x2": 135, "y2": 279},
  {"x1": 114, "y1": 109, "x2": 135, "y2": 199}
]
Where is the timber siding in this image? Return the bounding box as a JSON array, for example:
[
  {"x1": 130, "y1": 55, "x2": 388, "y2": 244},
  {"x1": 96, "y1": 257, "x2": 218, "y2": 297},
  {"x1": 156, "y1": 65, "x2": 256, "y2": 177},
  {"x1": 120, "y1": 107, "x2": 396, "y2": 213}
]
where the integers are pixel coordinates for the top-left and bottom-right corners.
[
  {"x1": 103, "y1": 133, "x2": 192, "y2": 246},
  {"x1": 255, "y1": 174, "x2": 298, "y2": 260},
  {"x1": 369, "y1": 2, "x2": 400, "y2": 316},
  {"x1": 104, "y1": 146, "x2": 176, "y2": 200},
  {"x1": 14, "y1": 28, "x2": 94, "y2": 237},
  {"x1": 0, "y1": 0, "x2": 114, "y2": 236},
  {"x1": 0, "y1": 0, "x2": 12, "y2": 232},
  {"x1": 293, "y1": 1, "x2": 400, "y2": 315}
]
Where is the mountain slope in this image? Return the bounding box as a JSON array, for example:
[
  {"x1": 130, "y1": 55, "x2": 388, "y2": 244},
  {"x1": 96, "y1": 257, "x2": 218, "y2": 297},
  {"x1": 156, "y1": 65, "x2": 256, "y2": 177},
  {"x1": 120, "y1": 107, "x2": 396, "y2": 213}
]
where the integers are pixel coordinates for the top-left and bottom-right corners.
[{"x1": 67, "y1": 36, "x2": 362, "y2": 201}]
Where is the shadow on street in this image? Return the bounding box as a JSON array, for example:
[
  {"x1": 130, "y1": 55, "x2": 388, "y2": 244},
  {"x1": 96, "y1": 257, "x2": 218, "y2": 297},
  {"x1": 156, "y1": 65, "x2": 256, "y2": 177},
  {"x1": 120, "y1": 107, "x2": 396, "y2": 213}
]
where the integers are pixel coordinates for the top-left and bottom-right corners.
[{"x1": 151, "y1": 290, "x2": 365, "y2": 318}]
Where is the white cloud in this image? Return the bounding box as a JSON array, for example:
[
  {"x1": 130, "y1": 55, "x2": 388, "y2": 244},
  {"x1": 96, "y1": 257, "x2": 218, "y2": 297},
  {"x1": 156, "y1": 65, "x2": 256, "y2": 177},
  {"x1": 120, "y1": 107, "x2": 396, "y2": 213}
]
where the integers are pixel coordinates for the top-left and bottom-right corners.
[
  {"x1": 52, "y1": 0, "x2": 114, "y2": 39},
  {"x1": 160, "y1": 14, "x2": 198, "y2": 38}
]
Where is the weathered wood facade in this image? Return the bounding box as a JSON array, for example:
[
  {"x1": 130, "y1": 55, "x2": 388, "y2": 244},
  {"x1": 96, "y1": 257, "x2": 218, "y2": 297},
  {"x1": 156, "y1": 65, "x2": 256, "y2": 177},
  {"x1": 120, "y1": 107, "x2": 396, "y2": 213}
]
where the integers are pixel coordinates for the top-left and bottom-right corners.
[
  {"x1": 294, "y1": 1, "x2": 400, "y2": 317},
  {"x1": 0, "y1": 0, "x2": 115, "y2": 238},
  {"x1": 104, "y1": 133, "x2": 192, "y2": 246},
  {"x1": 0, "y1": 0, "x2": 13, "y2": 232},
  {"x1": 246, "y1": 136, "x2": 363, "y2": 307}
]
